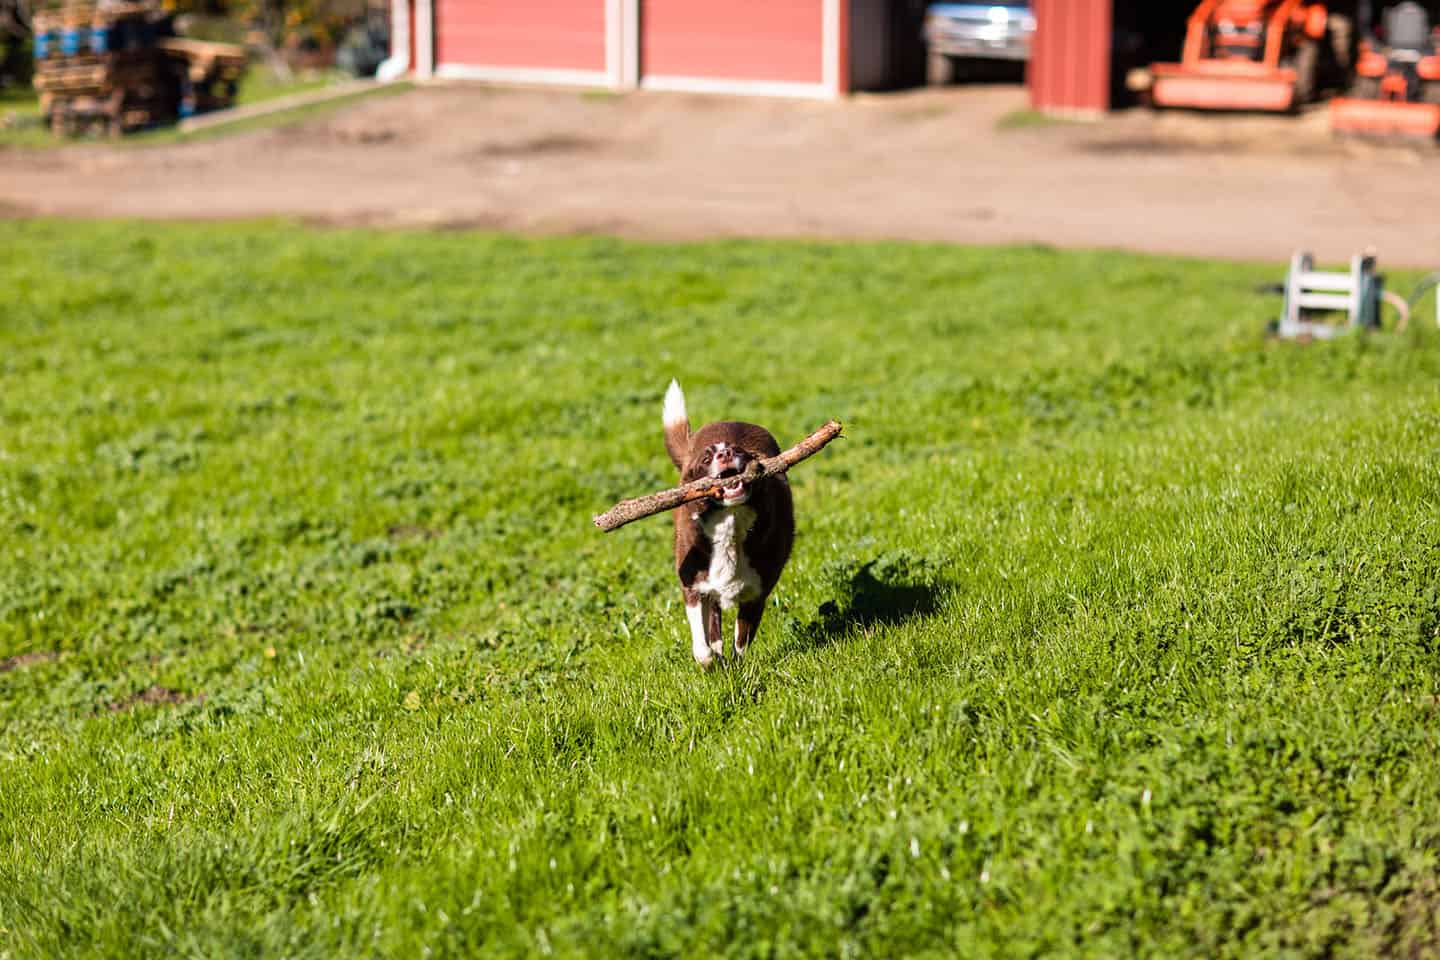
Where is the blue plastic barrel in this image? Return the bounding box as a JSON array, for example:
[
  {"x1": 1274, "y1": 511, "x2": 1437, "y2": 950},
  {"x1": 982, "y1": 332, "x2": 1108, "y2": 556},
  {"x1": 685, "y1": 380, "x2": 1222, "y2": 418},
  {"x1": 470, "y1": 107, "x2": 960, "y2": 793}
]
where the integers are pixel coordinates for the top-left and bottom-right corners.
[
  {"x1": 60, "y1": 27, "x2": 84, "y2": 57},
  {"x1": 91, "y1": 26, "x2": 111, "y2": 53},
  {"x1": 34, "y1": 31, "x2": 54, "y2": 58}
]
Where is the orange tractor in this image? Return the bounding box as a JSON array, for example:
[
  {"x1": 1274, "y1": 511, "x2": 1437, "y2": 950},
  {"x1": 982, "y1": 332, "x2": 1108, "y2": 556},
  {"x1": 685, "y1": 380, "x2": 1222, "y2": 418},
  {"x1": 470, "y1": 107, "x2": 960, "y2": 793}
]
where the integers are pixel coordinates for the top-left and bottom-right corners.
[
  {"x1": 1150, "y1": 0, "x2": 1341, "y2": 111},
  {"x1": 1331, "y1": 2, "x2": 1440, "y2": 138}
]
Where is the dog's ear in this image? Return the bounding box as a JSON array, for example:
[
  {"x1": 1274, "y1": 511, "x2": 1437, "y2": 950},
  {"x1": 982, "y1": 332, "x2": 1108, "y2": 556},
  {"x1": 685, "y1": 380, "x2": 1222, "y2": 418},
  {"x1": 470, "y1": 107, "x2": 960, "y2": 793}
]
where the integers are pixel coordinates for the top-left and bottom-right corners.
[{"x1": 680, "y1": 445, "x2": 712, "y2": 483}]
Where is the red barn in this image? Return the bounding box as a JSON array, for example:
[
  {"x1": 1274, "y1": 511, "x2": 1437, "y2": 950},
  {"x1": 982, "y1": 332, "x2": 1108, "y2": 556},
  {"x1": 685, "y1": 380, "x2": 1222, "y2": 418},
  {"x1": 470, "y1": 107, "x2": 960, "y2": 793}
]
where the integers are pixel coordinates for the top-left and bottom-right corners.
[
  {"x1": 1029, "y1": 0, "x2": 1113, "y2": 114},
  {"x1": 386, "y1": 0, "x2": 870, "y2": 97},
  {"x1": 382, "y1": 0, "x2": 1227, "y2": 110},
  {"x1": 1028, "y1": 0, "x2": 1371, "y2": 115}
]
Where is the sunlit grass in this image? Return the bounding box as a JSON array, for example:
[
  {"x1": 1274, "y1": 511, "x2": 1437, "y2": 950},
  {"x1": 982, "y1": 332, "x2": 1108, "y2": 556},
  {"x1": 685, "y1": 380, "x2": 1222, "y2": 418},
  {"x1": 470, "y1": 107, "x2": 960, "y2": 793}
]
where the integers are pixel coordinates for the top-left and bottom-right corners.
[{"x1": 2, "y1": 220, "x2": 1439, "y2": 957}]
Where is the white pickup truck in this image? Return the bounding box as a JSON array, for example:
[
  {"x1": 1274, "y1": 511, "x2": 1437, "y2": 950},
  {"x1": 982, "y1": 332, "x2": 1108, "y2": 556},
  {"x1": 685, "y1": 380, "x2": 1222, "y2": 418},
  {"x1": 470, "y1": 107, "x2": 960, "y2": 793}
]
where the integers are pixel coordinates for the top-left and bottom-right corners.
[{"x1": 923, "y1": 1, "x2": 1036, "y2": 85}]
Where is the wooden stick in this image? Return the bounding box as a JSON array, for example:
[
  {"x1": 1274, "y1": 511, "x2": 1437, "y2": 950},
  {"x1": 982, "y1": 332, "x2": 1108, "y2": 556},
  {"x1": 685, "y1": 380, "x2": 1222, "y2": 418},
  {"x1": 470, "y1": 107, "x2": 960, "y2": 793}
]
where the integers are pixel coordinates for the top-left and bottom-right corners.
[{"x1": 593, "y1": 419, "x2": 844, "y2": 532}]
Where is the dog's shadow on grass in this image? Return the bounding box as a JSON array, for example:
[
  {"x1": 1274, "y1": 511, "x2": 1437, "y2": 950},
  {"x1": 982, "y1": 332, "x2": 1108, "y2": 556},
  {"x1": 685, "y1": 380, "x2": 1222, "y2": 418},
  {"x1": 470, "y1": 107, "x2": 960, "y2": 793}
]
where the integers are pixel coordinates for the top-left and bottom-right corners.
[{"x1": 792, "y1": 553, "x2": 946, "y2": 650}]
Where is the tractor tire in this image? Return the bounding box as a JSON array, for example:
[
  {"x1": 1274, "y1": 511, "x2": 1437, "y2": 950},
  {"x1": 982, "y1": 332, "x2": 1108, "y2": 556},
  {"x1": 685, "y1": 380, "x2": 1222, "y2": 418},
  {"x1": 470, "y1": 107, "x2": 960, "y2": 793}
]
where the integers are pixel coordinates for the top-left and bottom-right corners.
[
  {"x1": 1352, "y1": 76, "x2": 1382, "y2": 99},
  {"x1": 1292, "y1": 40, "x2": 1319, "y2": 106},
  {"x1": 1327, "y1": 13, "x2": 1353, "y2": 72},
  {"x1": 927, "y1": 51, "x2": 956, "y2": 87}
]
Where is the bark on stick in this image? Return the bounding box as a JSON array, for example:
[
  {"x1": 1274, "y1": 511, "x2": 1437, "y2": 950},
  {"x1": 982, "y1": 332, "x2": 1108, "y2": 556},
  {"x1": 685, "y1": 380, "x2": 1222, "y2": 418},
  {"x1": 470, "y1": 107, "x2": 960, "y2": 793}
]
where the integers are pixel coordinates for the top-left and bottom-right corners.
[{"x1": 592, "y1": 419, "x2": 843, "y2": 532}]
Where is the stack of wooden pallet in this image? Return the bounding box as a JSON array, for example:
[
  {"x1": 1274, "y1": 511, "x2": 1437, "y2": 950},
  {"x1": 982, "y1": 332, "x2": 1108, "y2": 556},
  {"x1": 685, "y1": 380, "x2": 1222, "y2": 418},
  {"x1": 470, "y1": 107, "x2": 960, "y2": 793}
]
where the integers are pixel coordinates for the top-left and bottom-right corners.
[
  {"x1": 33, "y1": 2, "x2": 172, "y2": 136},
  {"x1": 159, "y1": 38, "x2": 248, "y2": 117},
  {"x1": 32, "y1": 1, "x2": 247, "y2": 136}
]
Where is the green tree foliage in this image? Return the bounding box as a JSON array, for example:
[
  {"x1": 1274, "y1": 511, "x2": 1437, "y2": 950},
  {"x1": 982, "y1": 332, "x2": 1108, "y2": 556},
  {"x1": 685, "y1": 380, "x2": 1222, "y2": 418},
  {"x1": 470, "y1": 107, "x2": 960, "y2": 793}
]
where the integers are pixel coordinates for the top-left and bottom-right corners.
[{"x1": 0, "y1": 0, "x2": 33, "y2": 85}]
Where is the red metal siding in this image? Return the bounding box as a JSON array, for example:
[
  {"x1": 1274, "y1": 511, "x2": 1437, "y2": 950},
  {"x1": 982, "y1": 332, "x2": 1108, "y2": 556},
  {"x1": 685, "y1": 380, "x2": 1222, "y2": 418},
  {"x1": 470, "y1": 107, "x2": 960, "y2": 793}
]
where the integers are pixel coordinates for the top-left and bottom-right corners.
[
  {"x1": 1029, "y1": 0, "x2": 1112, "y2": 113},
  {"x1": 435, "y1": 0, "x2": 607, "y2": 71},
  {"x1": 641, "y1": 0, "x2": 823, "y2": 84},
  {"x1": 407, "y1": 0, "x2": 415, "y2": 70}
]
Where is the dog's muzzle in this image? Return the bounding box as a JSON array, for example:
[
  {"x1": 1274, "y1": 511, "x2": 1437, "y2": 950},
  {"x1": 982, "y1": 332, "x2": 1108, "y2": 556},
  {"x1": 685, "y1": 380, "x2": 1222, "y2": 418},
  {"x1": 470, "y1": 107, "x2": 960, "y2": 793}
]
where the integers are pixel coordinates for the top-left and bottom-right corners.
[{"x1": 713, "y1": 467, "x2": 749, "y2": 505}]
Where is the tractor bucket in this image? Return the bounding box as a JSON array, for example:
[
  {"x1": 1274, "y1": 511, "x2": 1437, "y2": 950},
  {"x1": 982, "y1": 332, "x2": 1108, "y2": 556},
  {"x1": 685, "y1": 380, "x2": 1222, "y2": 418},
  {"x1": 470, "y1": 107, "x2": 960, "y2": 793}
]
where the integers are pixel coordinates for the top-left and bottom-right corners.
[
  {"x1": 1151, "y1": 61, "x2": 1299, "y2": 111},
  {"x1": 1331, "y1": 97, "x2": 1440, "y2": 138}
]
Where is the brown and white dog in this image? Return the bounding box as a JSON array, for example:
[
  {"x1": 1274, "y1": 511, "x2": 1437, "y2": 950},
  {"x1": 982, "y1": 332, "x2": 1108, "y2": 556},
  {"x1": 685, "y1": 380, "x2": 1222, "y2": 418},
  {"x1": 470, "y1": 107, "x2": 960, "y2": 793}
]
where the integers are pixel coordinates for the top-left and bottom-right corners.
[{"x1": 663, "y1": 380, "x2": 794, "y2": 668}]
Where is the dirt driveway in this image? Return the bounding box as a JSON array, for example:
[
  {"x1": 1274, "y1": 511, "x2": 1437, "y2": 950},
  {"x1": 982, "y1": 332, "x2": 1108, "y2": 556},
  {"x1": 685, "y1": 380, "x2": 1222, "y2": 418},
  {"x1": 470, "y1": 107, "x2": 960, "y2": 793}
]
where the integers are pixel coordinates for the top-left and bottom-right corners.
[{"x1": 4, "y1": 83, "x2": 1439, "y2": 266}]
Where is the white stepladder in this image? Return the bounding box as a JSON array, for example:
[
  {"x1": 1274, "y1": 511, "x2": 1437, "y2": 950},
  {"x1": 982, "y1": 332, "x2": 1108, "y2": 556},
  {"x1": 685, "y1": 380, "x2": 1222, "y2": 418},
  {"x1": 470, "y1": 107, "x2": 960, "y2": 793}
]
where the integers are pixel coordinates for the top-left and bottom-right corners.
[
  {"x1": 1410, "y1": 273, "x2": 1440, "y2": 330},
  {"x1": 1278, "y1": 251, "x2": 1383, "y2": 340}
]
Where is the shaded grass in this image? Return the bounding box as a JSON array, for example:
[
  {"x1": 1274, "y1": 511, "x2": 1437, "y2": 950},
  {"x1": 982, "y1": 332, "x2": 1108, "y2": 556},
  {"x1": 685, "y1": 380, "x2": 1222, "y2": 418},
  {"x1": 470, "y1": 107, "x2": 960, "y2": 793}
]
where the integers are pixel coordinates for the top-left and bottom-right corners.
[
  {"x1": 2, "y1": 221, "x2": 1440, "y2": 957},
  {"x1": 0, "y1": 86, "x2": 37, "y2": 108},
  {"x1": 234, "y1": 67, "x2": 349, "y2": 107},
  {"x1": 0, "y1": 86, "x2": 46, "y2": 148},
  {"x1": 0, "y1": 69, "x2": 401, "y2": 149}
]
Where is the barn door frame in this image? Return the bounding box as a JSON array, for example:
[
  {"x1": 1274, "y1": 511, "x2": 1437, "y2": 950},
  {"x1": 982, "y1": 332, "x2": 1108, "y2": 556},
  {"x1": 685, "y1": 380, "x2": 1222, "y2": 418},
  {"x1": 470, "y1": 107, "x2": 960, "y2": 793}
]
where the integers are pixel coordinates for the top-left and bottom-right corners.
[
  {"x1": 416, "y1": 0, "x2": 629, "y2": 87},
  {"x1": 626, "y1": 0, "x2": 846, "y2": 99},
  {"x1": 409, "y1": 0, "x2": 847, "y2": 98}
]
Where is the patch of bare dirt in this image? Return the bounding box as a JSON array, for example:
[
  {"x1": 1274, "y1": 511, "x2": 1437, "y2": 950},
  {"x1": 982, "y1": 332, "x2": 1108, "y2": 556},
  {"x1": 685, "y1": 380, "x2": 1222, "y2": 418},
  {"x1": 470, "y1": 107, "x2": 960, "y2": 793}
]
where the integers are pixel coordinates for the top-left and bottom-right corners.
[
  {"x1": 1079, "y1": 135, "x2": 1273, "y2": 156},
  {"x1": 0, "y1": 650, "x2": 58, "y2": 672},
  {"x1": 3, "y1": 83, "x2": 1439, "y2": 266},
  {"x1": 387, "y1": 523, "x2": 443, "y2": 541},
  {"x1": 271, "y1": 121, "x2": 402, "y2": 147},
  {"x1": 1394, "y1": 877, "x2": 1440, "y2": 958},
  {"x1": 105, "y1": 684, "x2": 204, "y2": 712},
  {"x1": 467, "y1": 133, "x2": 604, "y2": 158}
]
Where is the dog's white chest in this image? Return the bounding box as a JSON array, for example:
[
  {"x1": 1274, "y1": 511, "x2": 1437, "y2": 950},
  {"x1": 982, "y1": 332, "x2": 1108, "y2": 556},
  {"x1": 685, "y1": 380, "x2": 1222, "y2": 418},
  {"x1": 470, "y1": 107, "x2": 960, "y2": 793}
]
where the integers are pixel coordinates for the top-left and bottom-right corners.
[{"x1": 698, "y1": 506, "x2": 760, "y2": 609}]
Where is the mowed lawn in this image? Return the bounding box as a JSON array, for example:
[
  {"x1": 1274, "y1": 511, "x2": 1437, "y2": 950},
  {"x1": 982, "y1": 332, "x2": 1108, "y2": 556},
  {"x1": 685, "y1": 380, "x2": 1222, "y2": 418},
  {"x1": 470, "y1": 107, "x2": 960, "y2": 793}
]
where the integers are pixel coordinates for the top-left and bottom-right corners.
[{"x1": 3, "y1": 220, "x2": 1440, "y2": 958}]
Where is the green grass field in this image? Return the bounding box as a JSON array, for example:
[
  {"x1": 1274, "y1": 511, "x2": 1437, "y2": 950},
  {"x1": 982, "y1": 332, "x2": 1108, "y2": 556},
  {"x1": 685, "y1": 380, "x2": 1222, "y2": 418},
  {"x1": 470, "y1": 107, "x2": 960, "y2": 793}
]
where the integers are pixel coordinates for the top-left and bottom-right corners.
[{"x1": 3, "y1": 220, "x2": 1439, "y2": 957}]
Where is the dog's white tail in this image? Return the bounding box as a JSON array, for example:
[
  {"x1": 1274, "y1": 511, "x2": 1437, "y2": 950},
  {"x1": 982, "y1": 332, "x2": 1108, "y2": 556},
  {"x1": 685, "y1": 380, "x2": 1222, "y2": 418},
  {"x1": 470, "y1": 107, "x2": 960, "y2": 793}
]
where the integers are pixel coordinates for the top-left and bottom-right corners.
[{"x1": 663, "y1": 379, "x2": 690, "y2": 468}]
